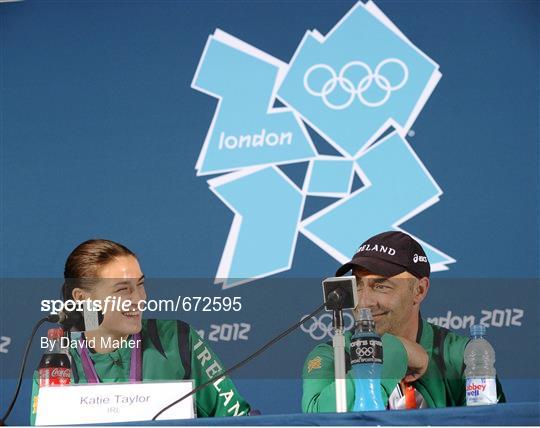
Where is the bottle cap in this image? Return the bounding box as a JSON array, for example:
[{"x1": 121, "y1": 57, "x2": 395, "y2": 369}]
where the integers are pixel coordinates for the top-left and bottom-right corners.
[
  {"x1": 356, "y1": 308, "x2": 376, "y2": 332},
  {"x1": 47, "y1": 327, "x2": 64, "y2": 340},
  {"x1": 358, "y1": 308, "x2": 374, "y2": 321},
  {"x1": 469, "y1": 324, "x2": 486, "y2": 337}
]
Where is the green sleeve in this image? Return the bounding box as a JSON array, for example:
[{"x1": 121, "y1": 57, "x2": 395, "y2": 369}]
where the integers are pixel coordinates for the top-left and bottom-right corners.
[
  {"x1": 301, "y1": 343, "x2": 353, "y2": 413},
  {"x1": 302, "y1": 334, "x2": 407, "y2": 413},
  {"x1": 188, "y1": 328, "x2": 251, "y2": 417},
  {"x1": 29, "y1": 370, "x2": 39, "y2": 426},
  {"x1": 380, "y1": 333, "x2": 408, "y2": 402},
  {"x1": 444, "y1": 333, "x2": 468, "y2": 405}
]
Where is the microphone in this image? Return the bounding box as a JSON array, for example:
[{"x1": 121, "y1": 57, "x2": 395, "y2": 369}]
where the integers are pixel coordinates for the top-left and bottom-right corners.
[
  {"x1": 46, "y1": 310, "x2": 85, "y2": 330},
  {"x1": 321, "y1": 276, "x2": 358, "y2": 412},
  {"x1": 322, "y1": 276, "x2": 358, "y2": 311},
  {"x1": 2, "y1": 305, "x2": 101, "y2": 423},
  {"x1": 327, "y1": 289, "x2": 347, "y2": 307},
  {"x1": 152, "y1": 303, "x2": 326, "y2": 420}
]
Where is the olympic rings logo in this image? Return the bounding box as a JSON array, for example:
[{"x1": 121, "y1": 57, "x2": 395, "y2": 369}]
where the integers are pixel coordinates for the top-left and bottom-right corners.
[
  {"x1": 303, "y1": 59, "x2": 409, "y2": 110},
  {"x1": 300, "y1": 312, "x2": 355, "y2": 340},
  {"x1": 355, "y1": 346, "x2": 374, "y2": 357}
]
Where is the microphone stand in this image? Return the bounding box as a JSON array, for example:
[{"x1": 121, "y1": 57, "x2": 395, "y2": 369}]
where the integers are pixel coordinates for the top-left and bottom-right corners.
[
  {"x1": 0, "y1": 313, "x2": 81, "y2": 425},
  {"x1": 332, "y1": 309, "x2": 347, "y2": 413}
]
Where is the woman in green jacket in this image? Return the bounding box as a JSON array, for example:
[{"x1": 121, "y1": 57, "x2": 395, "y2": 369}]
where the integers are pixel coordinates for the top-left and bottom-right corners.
[{"x1": 30, "y1": 239, "x2": 251, "y2": 424}]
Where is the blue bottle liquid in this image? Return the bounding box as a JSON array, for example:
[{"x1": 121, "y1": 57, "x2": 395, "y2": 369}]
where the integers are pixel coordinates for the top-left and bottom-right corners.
[{"x1": 350, "y1": 308, "x2": 385, "y2": 411}]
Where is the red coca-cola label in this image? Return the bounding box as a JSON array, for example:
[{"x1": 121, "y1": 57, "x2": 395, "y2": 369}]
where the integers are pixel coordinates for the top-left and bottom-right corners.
[{"x1": 39, "y1": 367, "x2": 71, "y2": 387}]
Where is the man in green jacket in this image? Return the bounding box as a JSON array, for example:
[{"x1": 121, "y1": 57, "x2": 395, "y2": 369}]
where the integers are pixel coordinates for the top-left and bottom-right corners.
[{"x1": 302, "y1": 231, "x2": 505, "y2": 412}]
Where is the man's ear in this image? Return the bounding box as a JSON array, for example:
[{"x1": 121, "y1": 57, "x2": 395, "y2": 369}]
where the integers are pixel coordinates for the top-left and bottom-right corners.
[
  {"x1": 413, "y1": 277, "x2": 429, "y2": 306},
  {"x1": 71, "y1": 288, "x2": 90, "y2": 301}
]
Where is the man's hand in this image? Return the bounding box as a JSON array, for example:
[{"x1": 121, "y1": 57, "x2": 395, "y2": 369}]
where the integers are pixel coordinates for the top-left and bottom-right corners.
[{"x1": 397, "y1": 337, "x2": 429, "y2": 383}]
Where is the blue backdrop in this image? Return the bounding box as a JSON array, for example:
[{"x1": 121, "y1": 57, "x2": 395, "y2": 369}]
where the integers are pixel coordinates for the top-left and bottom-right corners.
[{"x1": 1, "y1": 0, "x2": 539, "y2": 424}]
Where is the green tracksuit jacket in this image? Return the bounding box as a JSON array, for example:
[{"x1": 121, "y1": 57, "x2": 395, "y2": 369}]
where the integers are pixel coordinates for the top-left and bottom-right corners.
[
  {"x1": 302, "y1": 319, "x2": 505, "y2": 412},
  {"x1": 30, "y1": 319, "x2": 250, "y2": 424}
]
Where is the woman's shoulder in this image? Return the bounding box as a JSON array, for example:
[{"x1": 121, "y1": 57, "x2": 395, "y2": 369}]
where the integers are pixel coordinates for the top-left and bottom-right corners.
[
  {"x1": 139, "y1": 319, "x2": 197, "y2": 370},
  {"x1": 141, "y1": 319, "x2": 194, "y2": 347},
  {"x1": 142, "y1": 318, "x2": 192, "y2": 329}
]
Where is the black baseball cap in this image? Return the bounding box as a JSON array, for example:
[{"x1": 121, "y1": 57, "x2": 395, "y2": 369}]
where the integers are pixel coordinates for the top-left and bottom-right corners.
[{"x1": 335, "y1": 231, "x2": 430, "y2": 279}]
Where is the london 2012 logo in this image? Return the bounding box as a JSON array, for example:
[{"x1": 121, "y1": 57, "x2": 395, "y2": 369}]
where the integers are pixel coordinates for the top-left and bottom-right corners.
[{"x1": 191, "y1": 1, "x2": 455, "y2": 288}]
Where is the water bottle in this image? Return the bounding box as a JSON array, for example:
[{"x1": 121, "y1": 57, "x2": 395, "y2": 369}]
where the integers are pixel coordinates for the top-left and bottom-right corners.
[
  {"x1": 464, "y1": 325, "x2": 497, "y2": 406},
  {"x1": 350, "y1": 308, "x2": 385, "y2": 411}
]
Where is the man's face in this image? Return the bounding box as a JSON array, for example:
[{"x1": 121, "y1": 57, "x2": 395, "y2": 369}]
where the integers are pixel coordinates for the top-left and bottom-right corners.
[{"x1": 353, "y1": 268, "x2": 419, "y2": 336}]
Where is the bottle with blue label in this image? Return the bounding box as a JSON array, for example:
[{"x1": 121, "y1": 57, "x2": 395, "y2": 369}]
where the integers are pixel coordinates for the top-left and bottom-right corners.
[
  {"x1": 350, "y1": 308, "x2": 385, "y2": 411},
  {"x1": 464, "y1": 324, "x2": 497, "y2": 406}
]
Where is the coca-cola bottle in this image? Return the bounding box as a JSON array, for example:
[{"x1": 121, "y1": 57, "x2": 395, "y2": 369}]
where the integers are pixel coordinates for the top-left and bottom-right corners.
[{"x1": 38, "y1": 328, "x2": 71, "y2": 387}]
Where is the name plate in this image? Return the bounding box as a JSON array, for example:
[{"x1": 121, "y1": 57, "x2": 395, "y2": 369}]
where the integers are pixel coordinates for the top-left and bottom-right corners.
[{"x1": 35, "y1": 380, "x2": 195, "y2": 425}]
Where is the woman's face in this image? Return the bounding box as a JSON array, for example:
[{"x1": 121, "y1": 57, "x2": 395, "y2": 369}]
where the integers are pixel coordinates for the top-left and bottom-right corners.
[{"x1": 75, "y1": 255, "x2": 146, "y2": 338}]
